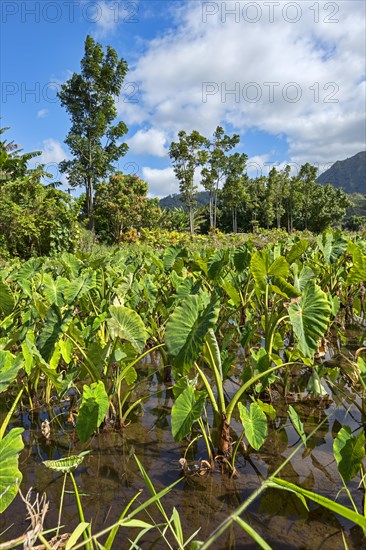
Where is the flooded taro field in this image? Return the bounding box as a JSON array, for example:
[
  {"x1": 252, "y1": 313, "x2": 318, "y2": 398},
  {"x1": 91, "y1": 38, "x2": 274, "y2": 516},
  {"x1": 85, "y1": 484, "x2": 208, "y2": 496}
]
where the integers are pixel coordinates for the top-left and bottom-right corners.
[
  {"x1": 0, "y1": 236, "x2": 365, "y2": 549},
  {"x1": 1, "y1": 332, "x2": 365, "y2": 550}
]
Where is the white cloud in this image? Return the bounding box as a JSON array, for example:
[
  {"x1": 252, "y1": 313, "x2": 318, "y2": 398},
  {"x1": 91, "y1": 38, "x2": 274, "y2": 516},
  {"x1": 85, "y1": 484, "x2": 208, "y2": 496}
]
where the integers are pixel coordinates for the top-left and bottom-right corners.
[
  {"x1": 126, "y1": 0, "x2": 365, "y2": 166},
  {"x1": 89, "y1": 0, "x2": 138, "y2": 38},
  {"x1": 126, "y1": 128, "x2": 168, "y2": 157},
  {"x1": 38, "y1": 138, "x2": 68, "y2": 165},
  {"x1": 37, "y1": 109, "x2": 48, "y2": 118},
  {"x1": 36, "y1": 139, "x2": 69, "y2": 189},
  {"x1": 142, "y1": 166, "x2": 177, "y2": 197}
]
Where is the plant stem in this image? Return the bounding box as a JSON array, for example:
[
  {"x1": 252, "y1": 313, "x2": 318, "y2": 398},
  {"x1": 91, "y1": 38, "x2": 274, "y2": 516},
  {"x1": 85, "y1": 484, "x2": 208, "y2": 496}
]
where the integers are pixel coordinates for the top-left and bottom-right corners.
[{"x1": 69, "y1": 472, "x2": 92, "y2": 550}]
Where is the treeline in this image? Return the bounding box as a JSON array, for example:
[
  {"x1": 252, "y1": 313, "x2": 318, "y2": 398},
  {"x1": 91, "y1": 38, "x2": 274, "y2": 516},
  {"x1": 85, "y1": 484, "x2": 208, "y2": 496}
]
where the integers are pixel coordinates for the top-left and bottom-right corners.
[{"x1": 168, "y1": 127, "x2": 353, "y2": 234}]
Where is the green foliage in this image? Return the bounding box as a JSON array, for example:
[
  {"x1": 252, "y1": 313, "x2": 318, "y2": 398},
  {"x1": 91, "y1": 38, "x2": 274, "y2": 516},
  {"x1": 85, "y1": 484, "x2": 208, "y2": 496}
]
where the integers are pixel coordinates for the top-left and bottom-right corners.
[
  {"x1": 94, "y1": 172, "x2": 158, "y2": 242},
  {"x1": 76, "y1": 381, "x2": 109, "y2": 442},
  {"x1": 165, "y1": 293, "x2": 220, "y2": 373},
  {"x1": 333, "y1": 426, "x2": 365, "y2": 482},
  {"x1": 238, "y1": 402, "x2": 267, "y2": 450},
  {"x1": 0, "y1": 128, "x2": 80, "y2": 259},
  {"x1": 288, "y1": 281, "x2": 331, "y2": 357},
  {"x1": 0, "y1": 351, "x2": 23, "y2": 393},
  {"x1": 169, "y1": 130, "x2": 209, "y2": 234},
  {"x1": 171, "y1": 386, "x2": 206, "y2": 441},
  {"x1": 58, "y1": 35, "x2": 128, "y2": 230},
  {"x1": 107, "y1": 305, "x2": 147, "y2": 353},
  {"x1": 43, "y1": 452, "x2": 90, "y2": 474},
  {"x1": 0, "y1": 428, "x2": 24, "y2": 513}
]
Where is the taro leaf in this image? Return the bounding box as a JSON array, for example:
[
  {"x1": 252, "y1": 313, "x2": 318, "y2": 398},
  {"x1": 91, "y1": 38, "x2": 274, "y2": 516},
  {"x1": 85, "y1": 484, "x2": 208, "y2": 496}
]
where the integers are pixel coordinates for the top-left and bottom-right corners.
[
  {"x1": 256, "y1": 399, "x2": 276, "y2": 420},
  {"x1": 165, "y1": 294, "x2": 220, "y2": 373},
  {"x1": 171, "y1": 386, "x2": 206, "y2": 441},
  {"x1": 0, "y1": 281, "x2": 14, "y2": 316},
  {"x1": 76, "y1": 381, "x2": 109, "y2": 443},
  {"x1": 220, "y1": 274, "x2": 241, "y2": 306},
  {"x1": 107, "y1": 306, "x2": 147, "y2": 353},
  {"x1": 238, "y1": 402, "x2": 267, "y2": 450},
  {"x1": 346, "y1": 242, "x2": 366, "y2": 286},
  {"x1": 124, "y1": 366, "x2": 137, "y2": 386},
  {"x1": 64, "y1": 269, "x2": 96, "y2": 304},
  {"x1": 294, "y1": 265, "x2": 315, "y2": 292},
  {"x1": 59, "y1": 338, "x2": 73, "y2": 364},
  {"x1": 270, "y1": 276, "x2": 300, "y2": 299},
  {"x1": 42, "y1": 273, "x2": 68, "y2": 306},
  {"x1": 250, "y1": 250, "x2": 289, "y2": 291},
  {"x1": 0, "y1": 428, "x2": 24, "y2": 513},
  {"x1": 60, "y1": 252, "x2": 82, "y2": 278},
  {"x1": 36, "y1": 305, "x2": 72, "y2": 362},
  {"x1": 333, "y1": 426, "x2": 365, "y2": 483},
  {"x1": 233, "y1": 245, "x2": 251, "y2": 272},
  {"x1": 207, "y1": 249, "x2": 228, "y2": 280},
  {"x1": 288, "y1": 281, "x2": 331, "y2": 358},
  {"x1": 24, "y1": 336, "x2": 64, "y2": 392},
  {"x1": 288, "y1": 405, "x2": 307, "y2": 446},
  {"x1": 0, "y1": 351, "x2": 23, "y2": 393},
  {"x1": 286, "y1": 239, "x2": 309, "y2": 264},
  {"x1": 163, "y1": 246, "x2": 186, "y2": 272},
  {"x1": 43, "y1": 451, "x2": 90, "y2": 474}
]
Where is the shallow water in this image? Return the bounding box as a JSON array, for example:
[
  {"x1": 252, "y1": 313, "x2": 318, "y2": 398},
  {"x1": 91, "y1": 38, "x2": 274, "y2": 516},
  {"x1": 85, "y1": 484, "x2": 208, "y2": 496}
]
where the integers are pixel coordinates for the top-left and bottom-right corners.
[{"x1": 1, "y1": 344, "x2": 366, "y2": 549}]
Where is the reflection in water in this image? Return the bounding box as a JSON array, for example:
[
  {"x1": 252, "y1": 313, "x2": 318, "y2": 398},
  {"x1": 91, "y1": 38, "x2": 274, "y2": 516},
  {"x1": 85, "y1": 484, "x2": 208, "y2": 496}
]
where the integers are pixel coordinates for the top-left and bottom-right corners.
[{"x1": 1, "y1": 352, "x2": 365, "y2": 549}]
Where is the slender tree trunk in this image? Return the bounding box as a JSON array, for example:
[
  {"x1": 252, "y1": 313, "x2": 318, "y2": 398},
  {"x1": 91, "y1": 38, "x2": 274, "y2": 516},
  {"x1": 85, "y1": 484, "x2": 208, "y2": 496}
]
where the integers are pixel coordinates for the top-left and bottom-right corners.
[
  {"x1": 232, "y1": 206, "x2": 238, "y2": 233},
  {"x1": 213, "y1": 190, "x2": 218, "y2": 229},
  {"x1": 86, "y1": 175, "x2": 94, "y2": 232},
  {"x1": 189, "y1": 205, "x2": 194, "y2": 235},
  {"x1": 209, "y1": 191, "x2": 214, "y2": 229}
]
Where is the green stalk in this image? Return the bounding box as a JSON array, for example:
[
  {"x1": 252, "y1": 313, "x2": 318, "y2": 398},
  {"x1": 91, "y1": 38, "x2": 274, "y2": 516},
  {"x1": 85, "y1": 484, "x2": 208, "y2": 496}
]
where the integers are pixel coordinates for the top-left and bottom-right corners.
[
  {"x1": 56, "y1": 473, "x2": 67, "y2": 538},
  {"x1": 205, "y1": 339, "x2": 226, "y2": 415},
  {"x1": 226, "y1": 361, "x2": 297, "y2": 423},
  {"x1": 267, "y1": 314, "x2": 289, "y2": 357},
  {"x1": 69, "y1": 472, "x2": 92, "y2": 550},
  {"x1": 37, "y1": 534, "x2": 52, "y2": 550},
  {"x1": 0, "y1": 387, "x2": 24, "y2": 441},
  {"x1": 197, "y1": 417, "x2": 213, "y2": 463},
  {"x1": 195, "y1": 364, "x2": 219, "y2": 414}
]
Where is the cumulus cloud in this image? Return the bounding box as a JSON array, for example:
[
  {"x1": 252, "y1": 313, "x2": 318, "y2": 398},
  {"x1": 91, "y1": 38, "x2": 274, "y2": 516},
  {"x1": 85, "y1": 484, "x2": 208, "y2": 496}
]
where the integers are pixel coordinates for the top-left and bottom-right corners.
[
  {"x1": 142, "y1": 166, "x2": 177, "y2": 197},
  {"x1": 126, "y1": 0, "x2": 365, "y2": 166},
  {"x1": 126, "y1": 128, "x2": 168, "y2": 157},
  {"x1": 36, "y1": 139, "x2": 69, "y2": 188},
  {"x1": 89, "y1": 0, "x2": 138, "y2": 38}
]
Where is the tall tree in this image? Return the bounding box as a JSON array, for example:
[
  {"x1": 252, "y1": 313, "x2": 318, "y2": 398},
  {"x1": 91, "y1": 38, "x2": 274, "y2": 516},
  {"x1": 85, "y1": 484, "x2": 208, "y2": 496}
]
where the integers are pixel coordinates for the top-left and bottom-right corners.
[
  {"x1": 247, "y1": 176, "x2": 267, "y2": 230},
  {"x1": 169, "y1": 130, "x2": 208, "y2": 234},
  {"x1": 201, "y1": 126, "x2": 240, "y2": 229},
  {"x1": 221, "y1": 152, "x2": 248, "y2": 233},
  {"x1": 58, "y1": 35, "x2": 128, "y2": 231},
  {"x1": 94, "y1": 173, "x2": 154, "y2": 242},
  {"x1": 295, "y1": 163, "x2": 318, "y2": 230},
  {"x1": 264, "y1": 165, "x2": 291, "y2": 229}
]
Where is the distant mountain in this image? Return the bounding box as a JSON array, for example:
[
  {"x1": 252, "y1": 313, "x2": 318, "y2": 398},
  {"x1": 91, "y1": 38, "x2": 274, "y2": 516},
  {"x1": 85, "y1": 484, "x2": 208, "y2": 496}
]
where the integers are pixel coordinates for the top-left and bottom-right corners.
[
  {"x1": 159, "y1": 191, "x2": 210, "y2": 210},
  {"x1": 316, "y1": 151, "x2": 366, "y2": 194}
]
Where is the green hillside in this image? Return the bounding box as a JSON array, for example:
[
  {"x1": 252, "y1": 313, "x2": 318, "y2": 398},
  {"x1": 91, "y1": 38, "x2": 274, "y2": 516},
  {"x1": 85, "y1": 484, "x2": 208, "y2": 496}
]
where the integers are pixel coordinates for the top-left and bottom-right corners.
[{"x1": 317, "y1": 151, "x2": 366, "y2": 194}]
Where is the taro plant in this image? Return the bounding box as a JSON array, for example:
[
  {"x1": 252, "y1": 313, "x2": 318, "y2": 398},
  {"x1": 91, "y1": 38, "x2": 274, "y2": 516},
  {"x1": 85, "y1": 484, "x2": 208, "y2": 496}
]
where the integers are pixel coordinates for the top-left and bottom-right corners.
[
  {"x1": 165, "y1": 252, "x2": 333, "y2": 471},
  {"x1": 0, "y1": 350, "x2": 25, "y2": 513}
]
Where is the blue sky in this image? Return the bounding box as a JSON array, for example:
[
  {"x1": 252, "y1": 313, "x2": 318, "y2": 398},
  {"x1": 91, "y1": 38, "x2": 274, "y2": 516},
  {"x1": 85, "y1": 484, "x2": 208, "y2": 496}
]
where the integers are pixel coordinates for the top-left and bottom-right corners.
[{"x1": 1, "y1": 0, "x2": 365, "y2": 197}]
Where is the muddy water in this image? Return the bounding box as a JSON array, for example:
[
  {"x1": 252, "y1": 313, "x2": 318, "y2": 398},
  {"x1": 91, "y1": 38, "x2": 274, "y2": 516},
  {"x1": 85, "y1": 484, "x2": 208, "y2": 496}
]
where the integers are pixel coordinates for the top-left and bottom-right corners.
[{"x1": 1, "y1": 348, "x2": 366, "y2": 549}]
